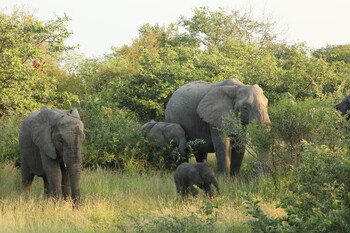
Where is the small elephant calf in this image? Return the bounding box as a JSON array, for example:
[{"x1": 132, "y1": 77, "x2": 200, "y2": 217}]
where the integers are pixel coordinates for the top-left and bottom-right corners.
[
  {"x1": 140, "y1": 120, "x2": 188, "y2": 161},
  {"x1": 174, "y1": 161, "x2": 220, "y2": 197}
]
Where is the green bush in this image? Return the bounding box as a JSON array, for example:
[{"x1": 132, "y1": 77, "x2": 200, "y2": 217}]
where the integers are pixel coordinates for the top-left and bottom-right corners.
[
  {"x1": 80, "y1": 98, "x2": 190, "y2": 171},
  {"x1": 118, "y1": 137, "x2": 184, "y2": 172},
  {"x1": 0, "y1": 116, "x2": 21, "y2": 165},
  {"x1": 79, "y1": 99, "x2": 141, "y2": 169},
  {"x1": 245, "y1": 96, "x2": 348, "y2": 175},
  {"x1": 244, "y1": 142, "x2": 350, "y2": 232}
]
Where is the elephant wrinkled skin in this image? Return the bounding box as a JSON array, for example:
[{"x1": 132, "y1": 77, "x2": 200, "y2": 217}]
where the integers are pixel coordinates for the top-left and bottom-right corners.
[
  {"x1": 165, "y1": 79, "x2": 270, "y2": 176},
  {"x1": 140, "y1": 120, "x2": 188, "y2": 161},
  {"x1": 174, "y1": 161, "x2": 220, "y2": 197},
  {"x1": 19, "y1": 106, "x2": 85, "y2": 206}
]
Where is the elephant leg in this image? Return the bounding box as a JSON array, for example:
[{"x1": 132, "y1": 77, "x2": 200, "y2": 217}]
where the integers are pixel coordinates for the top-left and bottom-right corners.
[
  {"x1": 60, "y1": 163, "x2": 70, "y2": 200},
  {"x1": 181, "y1": 187, "x2": 189, "y2": 197},
  {"x1": 41, "y1": 154, "x2": 62, "y2": 199},
  {"x1": 178, "y1": 138, "x2": 188, "y2": 162},
  {"x1": 43, "y1": 175, "x2": 49, "y2": 198},
  {"x1": 204, "y1": 185, "x2": 213, "y2": 197},
  {"x1": 230, "y1": 143, "x2": 246, "y2": 175},
  {"x1": 210, "y1": 127, "x2": 230, "y2": 175},
  {"x1": 189, "y1": 184, "x2": 199, "y2": 196},
  {"x1": 21, "y1": 161, "x2": 34, "y2": 197}
]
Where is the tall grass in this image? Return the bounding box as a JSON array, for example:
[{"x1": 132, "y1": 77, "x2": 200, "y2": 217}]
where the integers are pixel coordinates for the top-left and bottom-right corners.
[{"x1": 0, "y1": 159, "x2": 284, "y2": 233}]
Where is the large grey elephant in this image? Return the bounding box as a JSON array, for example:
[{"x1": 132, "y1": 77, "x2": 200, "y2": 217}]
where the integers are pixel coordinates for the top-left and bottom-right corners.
[
  {"x1": 19, "y1": 106, "x2": 85, "y2": 206},
  {"x1": 140, "y1": 120, "x2": 188, "y2": 161},
  {"x1": 165, "y1": 79, "x2": 270, "y2": 176},
  {"x1": 335, "y1": 94, "x2": 350, "y2": 120},
  {"x1": 174, "y1": 161, "x2": 220, "y2": 197}
]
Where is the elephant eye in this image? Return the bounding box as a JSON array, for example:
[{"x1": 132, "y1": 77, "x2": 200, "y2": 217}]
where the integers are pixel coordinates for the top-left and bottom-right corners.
[{"x1": 242, "y1": 106, "x2": 249, "y2": 111}]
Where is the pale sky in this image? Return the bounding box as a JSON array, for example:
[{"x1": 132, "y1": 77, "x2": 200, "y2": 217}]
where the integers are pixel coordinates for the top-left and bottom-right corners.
[{"x1": 1, "y1": 0, "x2": 349, "y2": 57}]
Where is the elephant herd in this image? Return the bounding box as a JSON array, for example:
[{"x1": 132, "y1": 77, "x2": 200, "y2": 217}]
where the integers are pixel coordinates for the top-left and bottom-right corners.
[{"x1": 18, "y1": 79, "x2": 350, "y2": 204}]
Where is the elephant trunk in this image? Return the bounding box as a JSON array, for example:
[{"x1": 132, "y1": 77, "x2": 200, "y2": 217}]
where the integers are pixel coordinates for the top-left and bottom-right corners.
[
  {"x1": 68, "y1": 161, "x2": 81, "y2": 206},
  {"x1": 212, "y1": 179, "x2": 220, "y2": 195},
  {"x1": 178, "y1": 138, "x2": 188, "y2": 162},
  {"x1": 67, "y1": 149, "x2": 82, "y2": 207}
]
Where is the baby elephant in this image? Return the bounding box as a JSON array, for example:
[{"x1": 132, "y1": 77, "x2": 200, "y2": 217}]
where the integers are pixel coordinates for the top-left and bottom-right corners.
[
  {"x1": 174, "y1": 161, "x2": 220, "y2": 197},
  {"x1": 140, "y1": 120, "x2": 188, "y2": 161}
]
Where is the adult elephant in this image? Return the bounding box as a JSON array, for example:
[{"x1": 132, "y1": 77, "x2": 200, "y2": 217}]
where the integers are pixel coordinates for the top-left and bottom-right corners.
[
  {"x1": 140, "y1": 120, "x2": 188, "y2": 161},
  {"x1": 19, "y1": 106, "x2": 85, "y2": 206},
  {"x1": 335, "y1": 94, "x2": 350, "y2": 120},
  {"x1": 165, "y1": 79, "x2": 270, "y2": 176}
]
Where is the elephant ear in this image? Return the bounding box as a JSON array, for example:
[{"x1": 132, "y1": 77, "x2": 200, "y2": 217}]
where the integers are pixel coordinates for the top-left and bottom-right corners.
[
  {"x1": 197, "y1": 86, "x2": 239, "y2": 129},
  {"x1": 69, "y1": 109, "x2": 81, "y2": 119},
  {"x1": 197, "y1": 161, "x2": 213, "y2": 181},
  {"x1": 31, "y1": 106, "x2": 61, "y2": 159}
]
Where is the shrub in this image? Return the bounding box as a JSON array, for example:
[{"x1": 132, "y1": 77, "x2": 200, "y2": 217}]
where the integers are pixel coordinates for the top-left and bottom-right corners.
[
  {"x1": 80, "y1": 98, "x2": 193, "y2": 171},
  {"x1": 79, "y1": 99, "x2": 141, "y2": 169},
  {"x1": 118, "y1": 137, "x2": 184, "y2": 171},
  {"x1": 0, "y1": 116, "x2": 21, "y2": 165},
  {"x1": 245, "y1": 96, "x2": 348, "y2": 175},
  {"x1": 244, "y1": 142, "x2": 350, "y2": 232}
]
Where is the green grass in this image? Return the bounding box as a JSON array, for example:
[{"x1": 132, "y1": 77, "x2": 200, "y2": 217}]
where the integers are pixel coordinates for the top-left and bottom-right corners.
[{"x1": 0, "y1": 158, "x2": 284, "y2": 233}]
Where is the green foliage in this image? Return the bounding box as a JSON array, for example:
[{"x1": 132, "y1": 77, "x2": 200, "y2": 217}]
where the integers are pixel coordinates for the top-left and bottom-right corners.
[
  {"x1": 79, "y1": 99, "x2": 140, "y2": 168},
  {"x1": 244, "y1": 142, "x2": 350, "y2": 232},
  {"x1": 245, "y1": 96, "x2": 348, "y2": 175},
  {"x1": 80, "y1": 98, "x2": 187, "y2": 171},
  {"x1": 179, "y1": 7, "x2": 278, "y2": 48},
  {"x1": 314, "y1": 44, "x2": 350, "y2": 64},
  {"x1": 0, "y1": 8, "x2": 76, "y2": 117},
  {"x1": 0, "y1": 116, "x2": 21, "y2": 164},
  {"x1": 120, "y1": 138, "x2": 184, "y2": 172}
]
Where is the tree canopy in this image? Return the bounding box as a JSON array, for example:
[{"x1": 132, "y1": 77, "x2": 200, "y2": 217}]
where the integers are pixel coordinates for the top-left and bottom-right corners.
[{"x1": 0, "y1": 8, "x2": 76, "y2": 117}]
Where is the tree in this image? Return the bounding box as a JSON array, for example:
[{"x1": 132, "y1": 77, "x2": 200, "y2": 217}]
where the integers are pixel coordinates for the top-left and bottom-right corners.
[
  {"x1": 178, "y1": 7, "x2": 278, "y2": 48},
  {"x1": 314, "y1": 44, "x2": 350, "y2": 64},
  {"x1": 0, "y1": 7, "x2": 76, "y2": 117}
]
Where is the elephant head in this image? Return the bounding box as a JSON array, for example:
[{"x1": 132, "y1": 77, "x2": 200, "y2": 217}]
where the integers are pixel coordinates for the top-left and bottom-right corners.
[
  {"x1": 140, "y1": 120, "x2": 188, "y2": 162},
  {"x1": 197, "y1": 84, "x2": 270, "y2": 128},
  {"x1": 140, "y1": 120, "x2": 157, "y2": 135},
  {"x1": 20, "y1": 106, "x2": 85, "y2": 205},
  {"x1": 195, "y1": 161, "x2": 220, "y2": 196},
  {"x1": 335, "y1": 95, "x2": 350, "y2": 120}
]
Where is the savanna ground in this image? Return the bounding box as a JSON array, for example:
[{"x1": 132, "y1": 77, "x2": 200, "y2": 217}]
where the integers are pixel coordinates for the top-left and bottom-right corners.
[{"x1": 0, "y1": 156, "x2": 284, "y2": 233}]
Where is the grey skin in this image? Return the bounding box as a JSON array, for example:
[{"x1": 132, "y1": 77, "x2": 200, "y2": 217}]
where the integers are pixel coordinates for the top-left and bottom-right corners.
[
  {"x1": 165, "y1": 79, "x2": 270, "y2": 176},
  {"x1": 174, "y1": 161, "x2": 220, "y2": 197},
  {"x1": 335, "y1": 94, "x2": 350, "y2": 120},
  {"x1": 140, "y1": 120, "x2": 188, "y2": 161},
  {"x1": 19, "y1": 106, "x2": 85, "y2": 206}
]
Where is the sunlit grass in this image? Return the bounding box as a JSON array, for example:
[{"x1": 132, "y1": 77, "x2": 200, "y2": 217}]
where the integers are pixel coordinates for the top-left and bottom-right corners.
[{"x1": 0, "y1": 160, "x2": 285, "y2": 233}]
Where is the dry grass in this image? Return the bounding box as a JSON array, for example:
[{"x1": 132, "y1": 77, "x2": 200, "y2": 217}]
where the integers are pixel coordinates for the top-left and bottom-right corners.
[{"x1": 0, "y1": 162, "x2": 284, "y2": 233}]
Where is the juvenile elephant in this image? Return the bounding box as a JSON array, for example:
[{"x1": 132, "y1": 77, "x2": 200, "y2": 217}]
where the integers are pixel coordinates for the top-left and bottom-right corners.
[
  {"x1": 19, "y1": 106, "x2": 85, "y2": 206},
  {"x1": 335, "y1": 94, "x2": 350, "y2": 120},
  {"x1": 174, "y1": 161, "x2": 220, "y2": 197},
  {"x1": 165, "y1": 79, "x2": 270, "y2": 176},
  {"x1": 140, "y1": 120, "x2": 188, "y2": 161}
]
